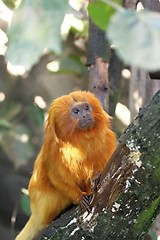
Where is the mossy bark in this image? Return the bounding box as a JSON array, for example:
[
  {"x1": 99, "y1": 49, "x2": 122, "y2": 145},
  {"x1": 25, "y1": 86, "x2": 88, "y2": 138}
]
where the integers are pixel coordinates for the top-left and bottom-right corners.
[{"x1": 40, "y1": 90, "x2": 160, "y2": 240}]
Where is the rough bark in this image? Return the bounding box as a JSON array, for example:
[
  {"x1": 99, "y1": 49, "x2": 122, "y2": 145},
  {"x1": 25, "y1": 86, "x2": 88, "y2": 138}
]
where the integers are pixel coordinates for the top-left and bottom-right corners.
[
  {"x1": 40, "y1": 90, "x2": 160, "y2": 240},
  {"x1": 88, "y1": 57, "x2": 109, "y2": 112},
  {"x1": 86, "y1": 18, "x2": 107, "y2": 66},
  {"x1": 87, "y1": 3, "x2": 123, "y2": 115}
]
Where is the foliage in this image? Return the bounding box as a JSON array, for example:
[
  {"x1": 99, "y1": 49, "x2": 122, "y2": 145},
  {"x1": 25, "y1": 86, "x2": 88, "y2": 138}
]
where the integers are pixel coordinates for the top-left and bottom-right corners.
[
  {"x1": 88, "y1": 0, "x2": 116, "y2": 31},
  {"x1": 108, "y1": 8, "x2": 160, "y2": 70},
  {"x1": 6, "y1": 0, "x2": 71, "y2": 69},
  {"x1": 4, "y1": 0, "x2": 160, "y2": 71},
  {"x1": 2, "y1": 0, "x2": 21, "y2": 9},
  {"x1": 0, "y1": 123, "x2": 34, "y2": 168},
  {"x1": 47, "y1": 55, "x2": 86, "y2": 75},
  {"x1": 0, "y1": 0, "x2": 87, "y2": 171},
  {"x1": 0, "y1": 102, "x2": 44, "y2": 168}
]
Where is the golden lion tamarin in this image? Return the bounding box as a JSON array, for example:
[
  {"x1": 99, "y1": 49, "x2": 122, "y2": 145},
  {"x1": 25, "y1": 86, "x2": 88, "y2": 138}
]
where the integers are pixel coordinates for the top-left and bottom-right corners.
[{"x1": 16, "y1": 91, "x2": 116, "y2": 240}]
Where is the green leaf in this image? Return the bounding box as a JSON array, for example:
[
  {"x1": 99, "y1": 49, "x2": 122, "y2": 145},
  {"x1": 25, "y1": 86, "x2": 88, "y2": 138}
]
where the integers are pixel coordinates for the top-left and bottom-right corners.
[
  {"x1": 28, "y1": 104, "x2": 44, "y2": 129},
  {"x1": 88, "y1": 0, "x2": 121, "y2": 31},
  {"x1": 0, "y1": 124, "x2": 34, "y2": 168},
  {"x1": 108, "y1": 9, "x2": 160, "y2": 70},
  {"x1": 60, "y1": 57, "x2": 84, "y2": 74},
  {"x1": 20, "y1": 192, "x2": 31, "y2": 216},
  {"x1": 47, "y1": 56, "x2": 85, "y2": 74},
  {"x1": 0, "y1": 103, "x2": 22, "y2": 120},
  {"x1": 2, "y1": 0, "x2": 21, "y2": 9},
  {"x1": 6, "y1": 0, "x2": 70, "y2": 70},
  {"x1": 0, "y1": 119, "x2": 11, "y2": 128}
]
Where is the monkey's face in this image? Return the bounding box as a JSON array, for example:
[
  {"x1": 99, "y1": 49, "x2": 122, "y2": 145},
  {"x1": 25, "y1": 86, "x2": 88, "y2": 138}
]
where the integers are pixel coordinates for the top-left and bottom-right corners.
[
  {"x1": 47, "y1": 91, "x2": 109, "y2": 142},
  {"x1": 71, "y1": 102, "x2": 95, "y2": 130}
]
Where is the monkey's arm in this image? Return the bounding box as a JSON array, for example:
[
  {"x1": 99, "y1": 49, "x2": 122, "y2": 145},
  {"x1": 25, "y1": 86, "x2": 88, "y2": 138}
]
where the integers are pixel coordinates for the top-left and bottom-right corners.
[{"x1": 47, "y1": 168, "x2": 90, "y2": 203}]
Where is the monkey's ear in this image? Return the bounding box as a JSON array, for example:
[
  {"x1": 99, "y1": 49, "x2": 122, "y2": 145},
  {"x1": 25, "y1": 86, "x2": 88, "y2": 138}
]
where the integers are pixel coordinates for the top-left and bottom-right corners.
[
  {"x1": 103, "y1": 110, "x2": 112, "y2": 126},
  {"x1": 44, "y1": 117, "x2": 59, "y2": 143}
]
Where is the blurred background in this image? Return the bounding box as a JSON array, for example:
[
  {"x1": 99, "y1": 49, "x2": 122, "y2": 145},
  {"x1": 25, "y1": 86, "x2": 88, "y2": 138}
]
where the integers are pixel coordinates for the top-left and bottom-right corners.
[{"x1": 0, "y1": 0, "x2": 160, "y2": 239}]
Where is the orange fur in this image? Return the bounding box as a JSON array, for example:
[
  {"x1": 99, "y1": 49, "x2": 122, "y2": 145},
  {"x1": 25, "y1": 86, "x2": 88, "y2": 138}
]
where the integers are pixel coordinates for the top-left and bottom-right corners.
[{"x1": 15, "y1": 91, "x2": 116, "y2": 240}]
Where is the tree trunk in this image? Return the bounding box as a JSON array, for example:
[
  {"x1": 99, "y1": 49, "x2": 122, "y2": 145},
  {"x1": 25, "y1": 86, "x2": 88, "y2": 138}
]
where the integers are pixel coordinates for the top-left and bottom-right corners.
[
  {"x1": 108, "y1": 49, "x2": 123, "y2": 117},
  {"x1": 127, "y1": 0, "x2": 160, "y2": 121},
  {"x1": 87, "y1": 17, "x2": 109, "y2": 112},
  {"x1": 40, "y1": 90, "x2": 160, "y2": 240}
]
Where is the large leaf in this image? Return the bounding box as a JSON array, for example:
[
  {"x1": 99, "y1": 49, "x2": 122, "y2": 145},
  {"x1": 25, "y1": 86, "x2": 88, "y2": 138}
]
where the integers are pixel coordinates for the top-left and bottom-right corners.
[
  {"x1": 0, "y1": 124, "x2": 34, "y2": 168},
  {"x1": 107, "y1": 9, "x2": 160, "y2": 70},
  {"x1": 6, "y1": 0, "x2": 70, "y2": 70},
  {"x1": 88, "y1": 0, "x2": 121, "y2": 31}
]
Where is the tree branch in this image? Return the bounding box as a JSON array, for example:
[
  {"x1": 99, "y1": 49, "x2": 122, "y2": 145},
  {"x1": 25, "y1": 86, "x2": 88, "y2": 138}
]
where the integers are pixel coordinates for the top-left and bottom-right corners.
[
  {"x1": 40, "y1": 90, "x2": 160, "y2": 240},
  {"x1": 87, "y1": 14, "x2": 109, "y2": 112}
]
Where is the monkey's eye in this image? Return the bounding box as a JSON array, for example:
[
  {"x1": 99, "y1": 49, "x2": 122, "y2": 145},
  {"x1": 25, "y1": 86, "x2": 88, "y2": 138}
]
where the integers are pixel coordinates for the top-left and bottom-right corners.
[
  {"x1": 84, "y1": 104, "x2": 89, "y2": 110},
  {"x1": 72, "y1": 108, "x2": 80, "y2": 114}
]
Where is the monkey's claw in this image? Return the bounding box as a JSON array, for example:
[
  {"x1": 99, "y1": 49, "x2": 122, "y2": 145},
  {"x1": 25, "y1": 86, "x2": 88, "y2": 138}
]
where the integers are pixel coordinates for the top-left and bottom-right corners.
[{"x1": 81, "y1": 196, "x2": 92, "y2": 213}]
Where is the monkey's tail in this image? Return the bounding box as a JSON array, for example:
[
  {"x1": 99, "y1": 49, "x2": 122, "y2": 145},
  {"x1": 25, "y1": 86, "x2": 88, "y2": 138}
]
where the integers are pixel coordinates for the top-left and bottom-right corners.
[{"x1": 15, "y1": 216, "x2": 44, "y2": 240}]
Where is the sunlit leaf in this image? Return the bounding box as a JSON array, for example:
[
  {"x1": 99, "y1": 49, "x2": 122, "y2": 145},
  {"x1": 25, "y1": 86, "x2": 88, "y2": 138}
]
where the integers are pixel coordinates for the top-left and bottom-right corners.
[
  {"x1": 59, "y1": 57, "x2": 84, "y2": 74},
  {"x1": 108, "y1": 9, "x2": 160, "y2": 70},
  {"x1": 2, "y1": 0, "x2": 21, "y2": 9},
  {"x1": 88, "y1": 0, "x2": 121, "y2": 30},
  {"x1": 6, "y1": 0, "x2": 70, "y2": 70},
  {"x1": 0, "y1": 124, "x2": 33, "y2": 168},
  {"x1": 48, "y1": 56, "x2": 85, "y2": 74}
]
